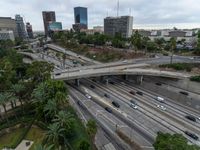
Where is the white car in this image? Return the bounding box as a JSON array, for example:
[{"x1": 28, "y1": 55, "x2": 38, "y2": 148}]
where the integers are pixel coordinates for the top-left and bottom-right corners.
[
  {"x1": 122, "y1": 60, "x2": 127, "y2": 63},
  {"x1": 85, "y1": 94, "x2": 91, "y2": 99},
  {"x1": 130, "y1": 103, "x2": 138, "y2": 109},
  {"x1": 157, "y1": 104, "x2": 166, "y2": 111}
]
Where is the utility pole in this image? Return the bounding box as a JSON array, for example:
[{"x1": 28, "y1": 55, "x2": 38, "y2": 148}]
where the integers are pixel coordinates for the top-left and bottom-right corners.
[{"x1": 117, "y1": 0, "x2": 119, "y2": 17}]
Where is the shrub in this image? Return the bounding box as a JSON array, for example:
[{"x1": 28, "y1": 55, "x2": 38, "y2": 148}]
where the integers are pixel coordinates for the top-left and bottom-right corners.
[{"x1": 190, "y1": 76, "x2": 200, "y2": 82}]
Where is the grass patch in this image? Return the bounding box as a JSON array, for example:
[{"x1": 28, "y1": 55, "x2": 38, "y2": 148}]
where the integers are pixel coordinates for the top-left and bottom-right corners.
[
  {"x1": 159, "y1": 63, "x2": 200, "y2": 72},
  {"x1": 25, "y1": 127, "x2": 46, "y2": 150},
  {"x1": 67, "y1": 106, "x2": 93, "y2": 150},
  {"x1": 0, "y1": 128, "x2": 25, "y2": 149}
]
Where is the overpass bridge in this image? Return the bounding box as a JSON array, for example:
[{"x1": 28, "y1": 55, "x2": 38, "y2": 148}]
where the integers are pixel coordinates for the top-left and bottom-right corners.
[
  {"x1": 53, "y1": 63, "x2": 191, "y2": 83},
  {"x1": 19, "y1": 52, "x2": 192, "y2": 82}
]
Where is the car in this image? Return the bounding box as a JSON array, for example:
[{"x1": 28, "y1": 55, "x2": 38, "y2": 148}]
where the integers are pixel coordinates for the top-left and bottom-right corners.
[
  {"x1": 136, "y1": 91, "x2": 143, "y2": 96},
  {"x1": 105, "y1": 107, "x2": 112, "y2": 113},
  {"x1": 104, "y1": 93, "x2": 110, "y2": 98},
  {"x1": 92, "y1": 79, "x2": 97, "y2": 82},
  {"x1": 77, "y1": 100, "x2": 81, "y2": 106},
  {"x1": 130, "y1": 100, "x2": 137, "y2": 105},
  {"x1": 155, "y1": 82, "x2": 162, "y2": 86},
  {"x1": 90, "y1": 85, "x2": 95, "y2": 89},
  {"x1": 179, "y1": 91, "x2": 189, "y2": 96},
  {"x1": 85, "y1": 94, "x2": 91, "y2": 99},
  {"x1": 112, "y1": 101, "x2": 120, "y2": 108},
  {"x1": 109, "y1": 81, "x2": 115, "y2": 85},
  {"x1": 129, "y1": 91, "x2": 135, "y2": 95},
  {"x1": 157, "y1": 105, "x2": 166, "y2": 111},
  {"x1": 55, "y1": 73, "x2": 61, "y2": 76},
  {"x1": 130, "y1": 103, "x2": 138, "y2": 109},
  {"x1": 185, "y1": 115, "x2": 196, "y2": 122},
  {"x1": 156, "y1": 97, "x2": 164, "y2": 102},
  {"x1": 122, "y1": 60, "x2": 127, "y2": 63},
  {"x1": 184, "y1": 131, "x2": 199, "y2": 140}
]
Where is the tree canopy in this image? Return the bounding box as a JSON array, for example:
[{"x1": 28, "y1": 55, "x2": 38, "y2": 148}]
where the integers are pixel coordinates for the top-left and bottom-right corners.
[{"x1": 153, "y1": 132, "x2": 200, "y2": 150}]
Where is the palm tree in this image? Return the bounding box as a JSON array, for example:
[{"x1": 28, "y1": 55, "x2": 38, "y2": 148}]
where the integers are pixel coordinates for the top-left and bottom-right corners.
[
  {"x1": 45, "y1": 123, "x2": 65, "y2": 149},
  {"x1": 131, "y1": 30, "x2": 142, "y2": 53},
  {"x1": 170, "y1": 37, "x2": 177, "y2": 64},
  {"x1": 0, "y1": 93, "x2": 9, "y2": 112},
  {"x1": 54, "y1": 91, "x2": 68, "y2": 107},
  {"x1": 43, "y1": 100, "x2": 58, "y2": 118},
  {"x1": 32, "y1": 83, "x2": 46, "y2": 104},
  {"x1": 33, "y1": 144, "x2": 53, "y2": 150},
  {"x1": 0, "y1": 92, "x2": 12, "y2": 123},
  {"x1": 53, "y1": 111, "x2": 74, "y2": 129},
  {"x1": 142, "y1": 36, "x2": 150, "y2": 54},
  {"x1": 11, "y1": 83, "x2": 25, "y2": 106}
]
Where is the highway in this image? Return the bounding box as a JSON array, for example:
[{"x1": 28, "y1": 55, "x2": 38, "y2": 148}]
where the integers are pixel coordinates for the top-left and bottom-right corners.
[{"x1": 24, "y1": 44, "x2": 200, "y2": 149}]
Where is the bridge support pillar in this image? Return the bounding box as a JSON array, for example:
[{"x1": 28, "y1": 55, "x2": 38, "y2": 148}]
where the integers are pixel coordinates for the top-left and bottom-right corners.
[
  {"x1": 100, "y1": 76, "x2": 104, "y2": 82},
  {"x1": 75, "y1": 79, "x2": 80, "y2": 86},
  {"x1": 123, "y1": 75, "x2": 128, "y2": 80},
  {"x1": 106, "y1": 79, "x2": 109, "y2": 85},
  {"x1": 136, "y1": 75, "x2": 143, "y2": 85}
]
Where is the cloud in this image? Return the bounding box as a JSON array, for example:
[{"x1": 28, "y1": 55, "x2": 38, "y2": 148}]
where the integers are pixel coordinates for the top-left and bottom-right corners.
[{"x1": 0, "y1": 0, "x2": 199, "y2": 30}]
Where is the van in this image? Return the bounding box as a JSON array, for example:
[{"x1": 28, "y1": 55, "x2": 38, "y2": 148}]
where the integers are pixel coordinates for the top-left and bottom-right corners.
[{"x1": 156, "y1": 97, "x2": 164, "y2": 102}]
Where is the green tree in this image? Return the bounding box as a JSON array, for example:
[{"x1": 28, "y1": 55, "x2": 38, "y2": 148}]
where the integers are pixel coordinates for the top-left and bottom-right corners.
[
  {"x1": 86, "y1": 119, "x2": 97, "y2": 138},
  {"x1": 131, "y1": 30, "x2": 142, "y2": 52},
  {"x1": 27, "y1": 61, "x2": 54, "y2": 84},
  {"x1": 33, "y1": 144, "x2": 53, "y2": 150},
  {"x1": 153, "y1": 132, "x2": 200, "y2": 150},
  {"x1": 44, "y1": 100, "x2": 58, "y2": 119},
  {"x1": 53, "y1": 110, "x2": 74, "y2": 131},
  {"x1": 170, "y1": 37, "x2": 176, "y2": 64},
  {"x1": 78, "y1": 140, "x2": 90, "y2": 150},
  {"x1": 45, "y1": 123, "x2": 65, "y2": 149},
  {"x1": 142, "y1": 36, "x2": 150, "y2": 53},
  {"x1": 11, "y1": 83, "x2": 25, "y2": 106}
]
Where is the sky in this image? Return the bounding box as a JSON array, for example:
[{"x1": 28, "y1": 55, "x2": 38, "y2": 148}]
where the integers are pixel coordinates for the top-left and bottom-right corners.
[{"x1": 0, "y1": 0, "x2": 200, "y2": 31}]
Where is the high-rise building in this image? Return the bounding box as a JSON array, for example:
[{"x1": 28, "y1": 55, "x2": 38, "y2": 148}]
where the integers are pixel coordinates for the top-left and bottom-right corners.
[
  {"x1": 42, "y1": 11, "x2": 56, "y2": 36},
  {"x1": 26, "y1": 22, "x2": 33, "y2": 39},
  {"x1": 73, "y1": 7, "x2": 88, "y2": 31},
  {"x1": 104, "y1": 16, "x2": 133, "y2": 38},
  {"x1": 0, "y1": 17, "x2": 18, "y2": 38},
  {"x1": 15, "y1": 14, "x2": 27, "y2": 39}
]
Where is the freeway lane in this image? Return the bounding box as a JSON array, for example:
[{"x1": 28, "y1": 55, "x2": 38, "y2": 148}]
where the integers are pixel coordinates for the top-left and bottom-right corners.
[
  {"x1": 68, "y1": 85, "x2": 153, "y2": 150},
  {"x1": 81, "y1": 79, "x2": 175, "y2": 135}
]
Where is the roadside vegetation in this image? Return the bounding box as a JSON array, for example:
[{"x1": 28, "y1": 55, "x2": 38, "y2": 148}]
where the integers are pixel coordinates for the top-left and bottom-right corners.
[
  {"x1": 0, "y1": 41, "x2": 97, "y2": 149},
  {"x1": 159, "y1": 63, "x2": 200, "y2": 72},
  {"x1": 190, "y1": 76, "x2": 200, "y2": 82},
  {"x1": 154, "y1": 132, "x2": 200, "y2": 150}
]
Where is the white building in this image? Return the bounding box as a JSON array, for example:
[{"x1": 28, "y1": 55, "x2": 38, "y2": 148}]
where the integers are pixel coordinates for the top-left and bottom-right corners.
[{"x1": 0, "y1": 30, "x2": 15, "y2": 41}]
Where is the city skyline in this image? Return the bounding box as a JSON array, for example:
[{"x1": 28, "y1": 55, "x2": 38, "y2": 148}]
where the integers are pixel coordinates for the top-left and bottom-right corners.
[{"x1": 0, "y1": 0, "x2": 200, "y2": 31}]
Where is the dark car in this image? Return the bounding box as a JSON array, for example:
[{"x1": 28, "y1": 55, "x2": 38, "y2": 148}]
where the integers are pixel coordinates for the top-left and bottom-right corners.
[
  {"x1": 185, "y1": 115, "x2": 196, "y2": 122},
  {"x1": 184, "y1": 131, "x2": 199, "y2": 140},
  {"x1": 104, "y1": 93, "x2": 110, "y2": 98},
  {"x1": 105, "y1": 107, "x2": 112, "y2": 113},
  {"x1": 180, "y1": 91, "x2": 189, "y2": 96},
  {"x1": 112, "y1": 101, "x2": 120, "y2": 108},
  {"x1": 55, "y1": 73, "x2": 61, "y2": 76},
  {"x1": 129, "y1": 91, "x2": 135, "y2": 95},
  {"x1": 136, "y1": 91, "x2": 143, "y2": 96},
  {"x1": 92, "y1": 79, "x2": 97, "y2": 82},
  {"x1": 155, "y1": 83, "x2": 162, "y2": 86},
  {"x1": 90, "y1": 85, "x2": 95, "y2": 89},
  {"x1": 109, "y1": 81, "x2": 115, "y2": 85}
]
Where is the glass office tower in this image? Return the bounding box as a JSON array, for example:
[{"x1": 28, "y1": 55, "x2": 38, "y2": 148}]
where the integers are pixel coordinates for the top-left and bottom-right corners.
[{"x1": 74, "y1": 7, "x2": 88, "y2": 30}]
